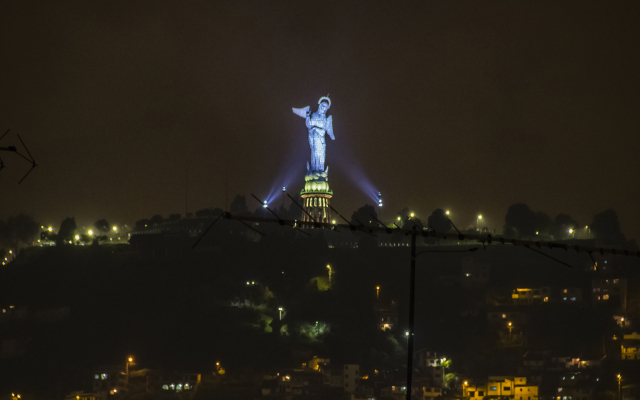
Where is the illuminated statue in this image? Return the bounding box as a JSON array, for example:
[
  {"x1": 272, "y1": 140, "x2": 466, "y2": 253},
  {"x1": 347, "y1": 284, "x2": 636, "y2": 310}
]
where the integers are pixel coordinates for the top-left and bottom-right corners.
[{"x1": 292, "y1": 96, "x2": 335, "y2": 173}]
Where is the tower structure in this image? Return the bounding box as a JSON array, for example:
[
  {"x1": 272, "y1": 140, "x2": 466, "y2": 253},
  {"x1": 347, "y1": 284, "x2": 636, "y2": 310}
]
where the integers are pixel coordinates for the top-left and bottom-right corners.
[
  {"x1": 300, "y1": 169, "x2": 333, "y2": 223},
  {"x1": 292, "y1": 95, "x2": 335, "y2": 224}
]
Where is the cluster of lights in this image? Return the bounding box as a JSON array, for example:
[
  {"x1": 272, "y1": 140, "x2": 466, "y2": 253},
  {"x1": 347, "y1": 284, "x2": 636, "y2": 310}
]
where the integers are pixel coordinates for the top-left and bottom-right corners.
[
  {"x1": 263, "y1": 200, "x2": 268, "y2": 209},
  {"x1": 246, "y1": 281, "x2": 256, "y2": 285},
  {"x1": 378, "y1": 191, "x2": 383, "y2": 207}
]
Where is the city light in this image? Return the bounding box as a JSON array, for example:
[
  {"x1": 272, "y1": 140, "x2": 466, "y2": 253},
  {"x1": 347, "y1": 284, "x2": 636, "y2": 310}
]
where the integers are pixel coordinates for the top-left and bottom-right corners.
[
  {"x1": 478, "y1": 215, "x2": 482, "y2": 220},
  {"x1": 88, "y1": 230, "x2": 93, "y2": 235},
  {"x1": 48, "y1": 226, "x2": 52, "y2": 232},
  {"x1": 397, "y1": 216, "x2": 401, "y2": 221},
  {"x1": 263, "y1": 200, "x2": 268, "y2": 208},
  {"x1": 283, "y1": 186, "x2": 286, "y2": 192},
  {"x1": 75, "y1": 235, "x2": 80, "y2": 240},
  {"x1": 410, "y1": 212, "x2": 415, "y2": 218},
  {"x1": 445, "y1": 210, "x2": 450, "y2": 215},
  {"x1": 331, "y1": 220, "x2": 336, "y2": 224},
  {"x1": 113, "y1": 226, "x2": 117, "y2": 231},
  {"x1": 568, "y1": 229, "x2": 574, "y2": 234}
]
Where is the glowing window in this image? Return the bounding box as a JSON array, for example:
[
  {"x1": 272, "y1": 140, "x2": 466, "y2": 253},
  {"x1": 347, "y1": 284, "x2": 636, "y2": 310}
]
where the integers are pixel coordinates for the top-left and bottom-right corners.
[
  {"x1": 603, "y1": 294, "x2": 609, "y2": 300},
  {"x1": 162, "y1": 385, "x2": 169, "y2": 390},
  {"x1": 101, "y1": 374, "x2": 107, "y2": 380}
]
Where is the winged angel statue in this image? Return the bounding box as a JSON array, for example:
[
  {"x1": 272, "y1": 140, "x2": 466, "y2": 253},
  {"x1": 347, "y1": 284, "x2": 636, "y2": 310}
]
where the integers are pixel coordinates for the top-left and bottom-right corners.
[{"x1": 292, "y1": 96, "x2": 334, "y2": 173}]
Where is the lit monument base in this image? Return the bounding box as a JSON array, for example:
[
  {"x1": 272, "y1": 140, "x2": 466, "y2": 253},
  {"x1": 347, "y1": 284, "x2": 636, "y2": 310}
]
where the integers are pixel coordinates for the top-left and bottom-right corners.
[{"x1": 300, "y1": 169, "x2": 333, "y2": 224}]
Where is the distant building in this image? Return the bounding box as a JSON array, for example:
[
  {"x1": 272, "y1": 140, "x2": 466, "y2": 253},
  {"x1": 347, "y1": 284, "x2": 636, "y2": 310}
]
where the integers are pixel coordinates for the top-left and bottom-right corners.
[
  {"x1": 512, "y1": 287, "x2": 551, "y2": 305},
  {"x1": 328, "y1": 364, "x2": 360, "y2": 393},
  {"x1": 92, "y1": 367, "x2": 125, "y2": 396},
  {"x1": 64, "y1": 392, "x2": 97, "y2": 400},
  {"x1": 560, "y1": 288, "x2": 583, "y2": 303},
  {"x1": 465, "y1": 377, "x2": 538, "y2": 400},
  {"x1": 592, "y1": 277, "x2": 627, "y2": 310},
  {"x1": 621, "y1": 332, "x2": 640, "y2": 360}
]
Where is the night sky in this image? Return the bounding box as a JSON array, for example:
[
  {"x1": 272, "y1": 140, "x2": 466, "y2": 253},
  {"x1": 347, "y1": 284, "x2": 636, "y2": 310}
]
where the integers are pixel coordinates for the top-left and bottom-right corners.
[{"x1": 1, "y1": 1, "x2": 639, "y2": 239}]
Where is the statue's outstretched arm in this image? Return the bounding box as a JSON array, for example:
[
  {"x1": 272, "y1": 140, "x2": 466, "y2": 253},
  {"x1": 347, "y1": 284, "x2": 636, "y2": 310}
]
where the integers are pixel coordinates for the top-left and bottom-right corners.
[{"x1": 327, "y1": 115, "x2": 335, "y2": 140}]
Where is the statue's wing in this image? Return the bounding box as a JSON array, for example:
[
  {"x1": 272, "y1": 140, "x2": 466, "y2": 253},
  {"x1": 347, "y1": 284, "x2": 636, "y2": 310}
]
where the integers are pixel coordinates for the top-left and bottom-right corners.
[
  {"x1": 326, "y1": 115, "x2": 335, "y2": 140},
  {"x1": 292, "y1": 106, "x2": 310, "y2": 118}
]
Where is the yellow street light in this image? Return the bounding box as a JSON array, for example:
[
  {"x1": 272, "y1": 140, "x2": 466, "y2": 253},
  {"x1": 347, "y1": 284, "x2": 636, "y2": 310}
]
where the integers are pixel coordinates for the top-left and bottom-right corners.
[
  {"x1": 113, "y1": 226, "x2": 118, "y2": 231},
  {"x1": 75, "y1": 235, "x2": 80, "y2": 240},
  {"x1": 410, "y1": 212, "x2": 415, "y2": 218},
  {"x1": 445, "y1": 210, "x2": 450, "y2": 215},
  {"x1": 376, "y1": 286, "x2": 380, "y2": 298},
  {"x1": 397, "y1": 216, "x2": 401, "y2": 221},
  {"x1": 478, "y1": 215, "x2": 482, "y2": 219},
  {"x1": 88, "y1": 230, "x2": 93, "y2": 235},
  {"x1": 48, "y1": 227, "x2": 52, "y2": 232},
  {"x1": 568, "y1": 229, "x2": 574, "y2": 234},
  {"x1": 332, "y1": 220, "x2": 336, "y2": 224}
]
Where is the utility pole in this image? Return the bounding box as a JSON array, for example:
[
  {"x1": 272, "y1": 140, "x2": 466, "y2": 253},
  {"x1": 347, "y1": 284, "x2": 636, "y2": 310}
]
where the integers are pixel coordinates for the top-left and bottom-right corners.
[{"x1": 406, "y1": 227, "x2": 417, "y2": 400}]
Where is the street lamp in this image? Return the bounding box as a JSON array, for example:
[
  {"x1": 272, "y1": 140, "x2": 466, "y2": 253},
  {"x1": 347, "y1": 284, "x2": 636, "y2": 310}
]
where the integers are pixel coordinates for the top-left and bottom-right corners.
[
  {"x1": 126, "y1": 356, "x2": 134, "y2": 373},
  {"x1": 326, "y1": 264, "x2": 332, "y2": 282},
  {"x1": 112, "y1": 226, "x2": 117, "y2": 232},
  {"x1": 88, "y1": 230, "x2": 93, "y2": 236},
  {"x1": 278, "y1": 307, "x2": 284, "y2": 320},
  {"x1": 376, "y1": 286, "x2": 380, "y2": 299},
  {"x1": 445, "y1": 210, "x2": 450, "y2": 215},
  {"x1": 410, "y1": 212, "x2": 415, "y2": 218},
  {"x1": 282, "y1": 186, "x2": 286, "y2": 207},
  {"x1": 618, "y1": 374, "x2": 622, "y2": 400},
  {"x1": 508, "y1": 322, "x2": 513, "y2": 342},
  {"x1": 476, "y1": 215, "x2": 483, "y2": 231}
]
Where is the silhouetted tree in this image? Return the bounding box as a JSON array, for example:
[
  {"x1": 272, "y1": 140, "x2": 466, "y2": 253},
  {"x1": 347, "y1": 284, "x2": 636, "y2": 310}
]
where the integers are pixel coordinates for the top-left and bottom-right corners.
[
  {"x1": 535, "y1": 212, "x2": 553, "y2": 237},
  {"x1": 0, "y1": 213, "x2": 40, "y2": 253},
  {"x1": 230, "y1": 195, "x2": 249, "y2": 215},
  {"x1": 427, "y1": 209, "x2": 451, "y2": 233},
  {"x1": 591, "y1": 209, "x2": 626, "y2": 245},
  {"x1": 149, "y1": 215, "x2": 164, "y2": 226},
  {"x1": 551, "y1": 213, "x2": 579, "y2": 240},
  {"x1": 135, "y1": 219, "x2": 150, "y2": 229},
  {"x1": 395, "y1": 207, "x2": 424, "y2": 229},
  {"x1": 169, "y1": 213, "x2": 181, "y2": 222},
  {"x1": 57, "y1": 217, "x2": 77, "y2": 246},
  {"x1": 504, "y1": 203, "x2": 536, "y2": 238},
  {"x1": 94, "y1": 219, "x2": 110, "y2": 235},
  {"x1": 351, "y1": 204, "x2": 377, "y2": 227}
]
